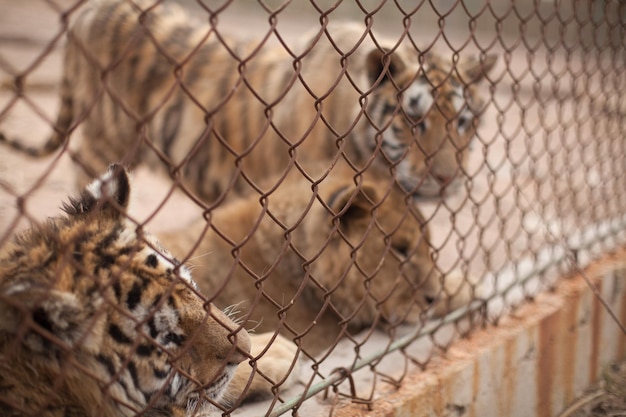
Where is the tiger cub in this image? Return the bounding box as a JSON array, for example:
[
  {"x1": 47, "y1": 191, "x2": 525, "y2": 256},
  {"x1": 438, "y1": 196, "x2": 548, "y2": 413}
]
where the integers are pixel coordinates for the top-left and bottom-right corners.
[
  {"x1": 0, "y1": 0, "x2": 496, "y2": 200},
  {"x1": 158, "y1": 171, "x2": 474, "y2": 354},
  {"x1": 0, "y1": 165, "x2": 298, "y2": 417}
]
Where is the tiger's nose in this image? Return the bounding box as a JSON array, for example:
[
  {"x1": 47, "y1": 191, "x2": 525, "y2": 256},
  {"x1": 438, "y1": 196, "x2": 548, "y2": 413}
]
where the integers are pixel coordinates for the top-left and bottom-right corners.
[
  {"x1": 227, "y1": 331, "x2": 251, "y2": 365},
  {"x1": 208, "y1": 304, "x2": 251, "y2": 364},
  {"x1": 432, "y1": 172, "x2": 453, "y2": 186}
]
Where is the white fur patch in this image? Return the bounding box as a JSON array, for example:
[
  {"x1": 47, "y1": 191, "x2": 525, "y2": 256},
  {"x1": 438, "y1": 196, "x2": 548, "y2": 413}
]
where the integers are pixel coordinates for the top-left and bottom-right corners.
[
  {"x1": 402, "y1": 81, "x2": 433, "y2": 117},
  {"x1": 452, "y1": 89, "x2": 465, "y2": 114},
  {"x1": 3, "y1": 283, "x2": 31, "y2": 295},
  {"x1": 116, "y1": 227, "x2": 196, "y2": 287},
  {"x1": 453, "y1": 91, "x2": 474, "y2": 134},
  {"x1": 183, "y1": 365, "x2": 237, "y2": 415},
  {"x1": 86, "y1": 170, "x2": 117, "y2": 200},
  {"x1": 116, "y1": 228, "x2": 138, "y2": 246},
  {"x1": 170, "y1": 373, "x2": 182, "y2": 397},
  {"x1": 205, "y1": 364, "x2": 238, "y2": 401},
  {"x1": 177, "y1": 265, "x2": 194, "y2": 285},
  {"x1": 395, "y1": 158, "x2": 416, "y2": 188},
  {"x1": 140, "y1": 244, "x2": 196, "y2": 288},
  {"x1": 380, "y1": 130, "x2": 405, "y2": 161}
]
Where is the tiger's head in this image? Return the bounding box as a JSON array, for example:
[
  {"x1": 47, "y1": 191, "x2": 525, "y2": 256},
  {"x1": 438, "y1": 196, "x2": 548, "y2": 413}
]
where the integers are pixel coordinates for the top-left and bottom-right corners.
[
  {"x1": 307, "y1": 178, "x2": 465, "y2": 329},
  {"x1": 257, "y1": 174, "x2": 471, "y2": 336},
  {"x1": 363, "y1": 48, "x2": 497, "y2": 197},
  {"x1": 0, "y1": 165, "x2": 250, "y2": 416}
]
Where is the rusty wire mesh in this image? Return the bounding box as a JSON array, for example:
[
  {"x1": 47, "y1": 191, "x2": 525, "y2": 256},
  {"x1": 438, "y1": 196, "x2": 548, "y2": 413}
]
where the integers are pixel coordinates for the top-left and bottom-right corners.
[{"x1": 0, "y1": 0, "x2": 625, "y2": 416}]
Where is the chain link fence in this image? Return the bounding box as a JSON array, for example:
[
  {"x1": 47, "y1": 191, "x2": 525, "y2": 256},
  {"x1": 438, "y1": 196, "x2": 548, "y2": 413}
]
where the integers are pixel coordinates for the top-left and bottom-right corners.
[{"x1": 0, "y1": 0, "x2": 625, "y2": 416}]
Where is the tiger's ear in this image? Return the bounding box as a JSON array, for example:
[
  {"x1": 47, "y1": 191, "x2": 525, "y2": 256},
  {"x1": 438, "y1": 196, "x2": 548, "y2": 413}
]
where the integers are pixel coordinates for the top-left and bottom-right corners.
[
  {"x1": 366, "y1": 47, "x2": 407, "y2": 87},
  {"x1": 62, "y1": 164, "x2": 131, "y2": 219},
  {"x1": 459, "y1": 54, "x2": 497, "y2": 84},
  {"x1": 327, "y1": 183, "x2": 380, "y2": 226}
]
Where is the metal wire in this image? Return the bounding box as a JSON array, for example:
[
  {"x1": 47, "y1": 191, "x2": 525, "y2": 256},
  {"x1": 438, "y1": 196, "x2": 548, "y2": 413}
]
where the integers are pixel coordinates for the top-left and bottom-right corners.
[{"x1": 0, "y1": 0, "x2": 624, "y2": 416}]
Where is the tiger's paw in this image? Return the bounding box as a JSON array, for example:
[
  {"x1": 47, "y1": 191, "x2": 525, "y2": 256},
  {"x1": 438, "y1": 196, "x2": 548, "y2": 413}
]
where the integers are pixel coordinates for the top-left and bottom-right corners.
[
  {"x1": 225, "y1": 332, "x2": 300, "y2": 403},
  {"x1": 431, "y1": 270, "x2": 476, "y2": 317}
]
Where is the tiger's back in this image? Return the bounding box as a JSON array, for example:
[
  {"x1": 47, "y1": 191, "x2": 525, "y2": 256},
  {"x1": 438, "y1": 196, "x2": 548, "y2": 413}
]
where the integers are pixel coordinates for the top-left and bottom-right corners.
[
  {"x1": 67, "y1": 0, "x2": 299, "y2": 199},
  {"x1": 0, "y1": 0, "x2": 496, "y2": 201}
]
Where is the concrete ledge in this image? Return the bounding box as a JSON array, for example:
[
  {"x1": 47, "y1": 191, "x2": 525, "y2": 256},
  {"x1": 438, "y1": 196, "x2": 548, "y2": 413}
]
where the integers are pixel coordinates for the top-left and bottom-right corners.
[{"x1": 333, "y1": 250, "x2": 626, "y2": 417}]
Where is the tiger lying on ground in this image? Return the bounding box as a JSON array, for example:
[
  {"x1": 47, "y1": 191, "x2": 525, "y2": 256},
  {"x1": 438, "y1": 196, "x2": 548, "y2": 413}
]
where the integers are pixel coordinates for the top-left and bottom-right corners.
[
  {"x1": 158, "y1": 169, "x2": 475, "y2": 355},
  {"x1": 0, "y1": 164, "x2": 298, "y2": 417},
  {"x1": 0, "y1": 0, "x2": 496, "y2": 201}
]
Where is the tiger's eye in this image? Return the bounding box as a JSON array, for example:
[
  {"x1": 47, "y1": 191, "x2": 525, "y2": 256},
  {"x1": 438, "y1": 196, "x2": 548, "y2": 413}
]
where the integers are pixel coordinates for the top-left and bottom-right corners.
[
  {"x1": 393, "y1": 243, "x2": 411, "y2": 258},
  {"x1": 457, "y1": 116, "x2": 470, "y2": 131}
]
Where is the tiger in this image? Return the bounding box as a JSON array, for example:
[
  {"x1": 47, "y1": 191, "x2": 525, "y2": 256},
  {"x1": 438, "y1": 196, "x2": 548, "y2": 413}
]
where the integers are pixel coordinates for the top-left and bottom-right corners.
[
  {"x1": 158, "y1": 168, "x2": 475, "y2": 355},
  {"x1": 0, "y1": 0, "x2": 497, "y2": 201},
  {"x1": 0, "y1": 164, "x2": 299, "y2": 417}
]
